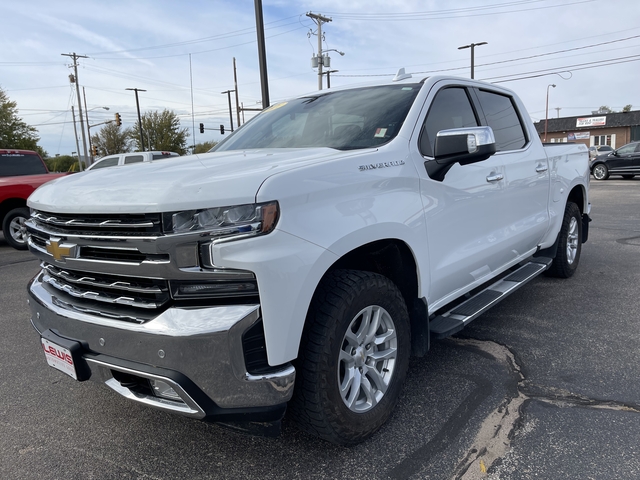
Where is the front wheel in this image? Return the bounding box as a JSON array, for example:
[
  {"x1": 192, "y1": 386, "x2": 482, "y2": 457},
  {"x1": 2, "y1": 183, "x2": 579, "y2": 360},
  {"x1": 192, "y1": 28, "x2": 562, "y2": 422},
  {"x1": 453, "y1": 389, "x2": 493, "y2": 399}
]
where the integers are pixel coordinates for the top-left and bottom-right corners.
[
  {"x1": 2, "y1": 207, "x2": 30, "y2": 250},
  {"x1": 546, "y1": 202, "x2": 582, "y2": 278},
  {"x1": 289, "y1": 270, "x2": 411, "y2": 445},
  {"x1": 592, "y1": 164, "x2": 609, "y2": 180}
]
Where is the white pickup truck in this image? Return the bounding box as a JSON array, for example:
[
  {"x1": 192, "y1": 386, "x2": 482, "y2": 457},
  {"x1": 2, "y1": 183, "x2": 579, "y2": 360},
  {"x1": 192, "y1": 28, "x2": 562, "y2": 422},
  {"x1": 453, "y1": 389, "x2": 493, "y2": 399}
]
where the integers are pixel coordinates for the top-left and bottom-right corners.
[
  {"x1": 26, "y1": 73, "x2": 590, "y2": 445},
  {"x1": 86, "y1": 150, "x2": 179, "y2": 170}
]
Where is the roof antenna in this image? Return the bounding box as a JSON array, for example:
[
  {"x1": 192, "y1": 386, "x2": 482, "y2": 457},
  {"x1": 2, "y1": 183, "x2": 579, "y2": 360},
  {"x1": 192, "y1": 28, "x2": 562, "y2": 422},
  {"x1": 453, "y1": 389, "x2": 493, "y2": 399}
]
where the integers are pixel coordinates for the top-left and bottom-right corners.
[{"x1": 393, "y1": 68, "x2": 412, "y2": 82}]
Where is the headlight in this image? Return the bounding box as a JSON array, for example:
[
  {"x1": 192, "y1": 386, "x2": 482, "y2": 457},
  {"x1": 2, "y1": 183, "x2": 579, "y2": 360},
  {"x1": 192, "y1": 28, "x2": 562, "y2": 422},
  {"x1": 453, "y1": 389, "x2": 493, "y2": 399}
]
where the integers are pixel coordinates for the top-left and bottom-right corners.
[{"x1": 163, "y1": 201, "x2": 279, "y2": 239}]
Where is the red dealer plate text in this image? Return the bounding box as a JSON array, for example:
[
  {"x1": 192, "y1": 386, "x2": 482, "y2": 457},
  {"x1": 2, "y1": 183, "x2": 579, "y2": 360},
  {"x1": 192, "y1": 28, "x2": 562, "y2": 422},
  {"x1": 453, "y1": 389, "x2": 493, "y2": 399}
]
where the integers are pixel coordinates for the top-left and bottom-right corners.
[{"x1": 41, "y1": 337, "x2": 78, "y2": 380}]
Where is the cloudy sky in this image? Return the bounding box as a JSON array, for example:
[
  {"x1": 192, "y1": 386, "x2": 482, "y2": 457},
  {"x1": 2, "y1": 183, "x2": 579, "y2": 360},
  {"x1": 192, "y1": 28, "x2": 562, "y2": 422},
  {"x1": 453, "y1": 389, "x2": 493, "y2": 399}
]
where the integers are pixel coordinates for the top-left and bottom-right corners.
[{"x1": 1, "y1": 0, "x2": 639, "y2": 156}]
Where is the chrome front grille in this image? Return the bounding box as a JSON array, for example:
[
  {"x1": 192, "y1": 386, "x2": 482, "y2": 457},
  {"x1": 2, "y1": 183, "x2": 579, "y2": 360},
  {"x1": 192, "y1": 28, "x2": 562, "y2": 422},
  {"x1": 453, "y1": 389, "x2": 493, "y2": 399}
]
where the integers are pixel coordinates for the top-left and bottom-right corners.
[
  {"x1": 31, "y1": 210, "x2": 163, "y2": 236},
  {"x1": 27, "y1": 210, "x2": 260, "y2": 324},
  {"x1": 40, "y1": 263, "x2": 171, "y2": 323}
]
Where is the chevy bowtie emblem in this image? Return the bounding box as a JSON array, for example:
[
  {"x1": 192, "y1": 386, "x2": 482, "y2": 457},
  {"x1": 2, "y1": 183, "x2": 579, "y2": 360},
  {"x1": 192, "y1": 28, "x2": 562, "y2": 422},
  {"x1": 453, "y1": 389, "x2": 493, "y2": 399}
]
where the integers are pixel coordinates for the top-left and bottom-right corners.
[{"x1": 45, "y1": 237, "x2": 76, "y2": 262}]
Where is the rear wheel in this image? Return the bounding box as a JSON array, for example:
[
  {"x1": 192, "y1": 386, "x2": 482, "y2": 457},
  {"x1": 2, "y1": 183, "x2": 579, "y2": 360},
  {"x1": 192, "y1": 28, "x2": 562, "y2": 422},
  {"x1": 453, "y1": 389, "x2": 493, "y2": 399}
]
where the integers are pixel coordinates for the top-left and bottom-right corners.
[
  {"x1": 289, "y1": 269, "x2": 411, "y2": 445},
  {"x1": 2, "y1": 207, "x2": 30, "y2": 250},
  {"x1": 592, "y1": 164, "x2": 609, "y2": 180},
  {"x1": 546, "y1": 202, "x2": 582, "y2": 278}
]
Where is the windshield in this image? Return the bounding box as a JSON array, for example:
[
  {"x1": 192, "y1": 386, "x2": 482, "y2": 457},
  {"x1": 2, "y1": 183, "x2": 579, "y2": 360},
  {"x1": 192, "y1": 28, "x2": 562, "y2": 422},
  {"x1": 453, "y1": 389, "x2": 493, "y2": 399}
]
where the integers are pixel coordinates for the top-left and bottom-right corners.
[
  {"x1": 213, "y1": 84, "x2": 421, "y2": 152},
  {"x1": 0, "y1": 153, "x2": 47, "y2": 176}
]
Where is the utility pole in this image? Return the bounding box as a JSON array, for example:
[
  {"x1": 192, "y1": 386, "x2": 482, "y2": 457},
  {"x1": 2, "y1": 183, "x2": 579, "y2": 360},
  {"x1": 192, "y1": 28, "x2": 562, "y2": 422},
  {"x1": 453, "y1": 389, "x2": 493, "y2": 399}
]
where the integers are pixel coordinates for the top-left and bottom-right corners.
[
  {"x1": 307, "y1": 12, "x2": 332, "y2": 90},
  {"x1": 62, "y1": 53, "x2": 89, "y2": 169},
  {"x1": 126, "y1": 88, "x2": 147, "y2": 151},
  {"x1": 458, "y1": 42, "x2": 487, "y2": 79},
  {"x1": 555, "y1": 107, "x2": 562, "y2": 118},
  {"x1": 221, "y1": 90, "x2": 235, "y2": 132},
  {"x1": 254, "y1": 0, "x2": 270, "y2": 108}
]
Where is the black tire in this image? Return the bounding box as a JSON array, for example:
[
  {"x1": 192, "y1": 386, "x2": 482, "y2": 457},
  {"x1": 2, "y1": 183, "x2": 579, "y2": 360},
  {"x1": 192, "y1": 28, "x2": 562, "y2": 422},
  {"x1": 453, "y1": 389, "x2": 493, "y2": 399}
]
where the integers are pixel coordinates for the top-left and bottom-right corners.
[
  {"x1": 546, "y1": 202, "x2": 582, "y2": 278},
  {"x1": 592, "y1": 164, "x2": 609, "y2": 180},
  {"x1": 2, "y1": 207, "x2": 30, "y2": 250},
  {"x1": 289, "y1": 269, "x2": 411, "y2": 445},
  {"x1": 622, "y1": 175, "x2": 635, "y2": 179}
]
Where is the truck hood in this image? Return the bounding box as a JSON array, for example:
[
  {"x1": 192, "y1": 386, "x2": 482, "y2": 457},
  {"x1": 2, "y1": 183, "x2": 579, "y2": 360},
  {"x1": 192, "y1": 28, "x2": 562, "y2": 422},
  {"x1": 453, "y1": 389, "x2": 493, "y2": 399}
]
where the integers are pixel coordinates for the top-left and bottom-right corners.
[{"x1": 28, "y1": 148, "x2": 362, "y2": 214}]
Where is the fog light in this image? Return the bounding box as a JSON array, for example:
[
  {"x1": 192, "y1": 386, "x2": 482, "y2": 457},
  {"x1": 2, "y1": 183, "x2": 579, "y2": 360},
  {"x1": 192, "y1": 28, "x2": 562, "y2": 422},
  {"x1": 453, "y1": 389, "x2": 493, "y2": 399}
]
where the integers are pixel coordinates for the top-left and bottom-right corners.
[{"x1": 149, "y1": 379, "x2": 182, "y2": 401}]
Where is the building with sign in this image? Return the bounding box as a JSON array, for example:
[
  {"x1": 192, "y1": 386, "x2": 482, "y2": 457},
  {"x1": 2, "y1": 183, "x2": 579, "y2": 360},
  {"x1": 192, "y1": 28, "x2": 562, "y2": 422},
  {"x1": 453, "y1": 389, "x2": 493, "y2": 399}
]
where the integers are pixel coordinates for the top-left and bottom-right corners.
[{"x1": 534, "y1": 110, "x2": 640, "y2": 148}]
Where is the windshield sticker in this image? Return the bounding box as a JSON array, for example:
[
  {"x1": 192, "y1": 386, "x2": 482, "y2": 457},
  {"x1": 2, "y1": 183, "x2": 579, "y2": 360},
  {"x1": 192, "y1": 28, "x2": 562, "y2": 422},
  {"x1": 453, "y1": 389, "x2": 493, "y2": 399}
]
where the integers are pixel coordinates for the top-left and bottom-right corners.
[
  {"x1": 264, "y1": 102, "x2": 287, "y2": 113},
  {"x1": 374, "y1": 128, "x2": 387, "y2": 138}
]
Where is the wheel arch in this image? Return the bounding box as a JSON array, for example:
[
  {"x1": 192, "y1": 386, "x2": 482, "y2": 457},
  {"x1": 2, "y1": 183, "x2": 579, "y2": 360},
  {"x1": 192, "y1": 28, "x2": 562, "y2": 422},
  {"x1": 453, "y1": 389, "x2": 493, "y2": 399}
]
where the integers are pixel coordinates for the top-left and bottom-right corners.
[
  {"x1": 306, "y1": 239, "x2": 429, "y2": 358},
  {"x1": 0, "y1": 198, "x2": 28, "y2": 226},
  {"x1": 567, "y1": 184, "x2": 586, "y2": 214}
]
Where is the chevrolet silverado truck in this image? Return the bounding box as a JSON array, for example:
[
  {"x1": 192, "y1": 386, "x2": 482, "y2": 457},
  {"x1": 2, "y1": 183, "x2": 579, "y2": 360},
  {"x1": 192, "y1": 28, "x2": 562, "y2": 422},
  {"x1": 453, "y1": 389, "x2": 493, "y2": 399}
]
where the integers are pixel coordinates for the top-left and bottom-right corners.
[
  {"x1": 1, "y1": 149, "x2": 67, "y2": 250},
  {"x1": 25, "y1": 73, "x2": 590, "y2": 445}
]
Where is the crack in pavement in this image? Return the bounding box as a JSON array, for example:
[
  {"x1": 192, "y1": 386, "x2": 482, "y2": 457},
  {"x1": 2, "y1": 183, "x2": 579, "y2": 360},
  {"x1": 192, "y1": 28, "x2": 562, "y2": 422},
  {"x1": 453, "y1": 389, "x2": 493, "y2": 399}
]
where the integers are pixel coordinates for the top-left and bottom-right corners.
[{"x1": 451, "y1": 338, "x2": 640, "y2": 480}]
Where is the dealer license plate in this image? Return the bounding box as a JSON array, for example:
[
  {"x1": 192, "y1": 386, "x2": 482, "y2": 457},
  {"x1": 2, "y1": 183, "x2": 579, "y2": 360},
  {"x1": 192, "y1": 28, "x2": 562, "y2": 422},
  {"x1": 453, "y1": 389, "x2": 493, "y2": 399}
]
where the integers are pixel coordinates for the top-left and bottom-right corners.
[{"x1": 41, "y1": 337, "x2": 78, "y2": 380}]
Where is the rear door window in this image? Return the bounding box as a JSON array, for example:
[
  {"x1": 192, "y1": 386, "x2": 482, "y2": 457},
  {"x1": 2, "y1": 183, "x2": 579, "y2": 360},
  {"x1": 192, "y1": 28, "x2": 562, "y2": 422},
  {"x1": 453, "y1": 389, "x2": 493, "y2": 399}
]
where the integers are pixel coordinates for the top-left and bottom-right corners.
[
  {"x1": 123, "y1": 155, "x2": 144, "y2": 164},
  {"x1": 475, "y1": 90, "x2": 527, "y2": 151}
]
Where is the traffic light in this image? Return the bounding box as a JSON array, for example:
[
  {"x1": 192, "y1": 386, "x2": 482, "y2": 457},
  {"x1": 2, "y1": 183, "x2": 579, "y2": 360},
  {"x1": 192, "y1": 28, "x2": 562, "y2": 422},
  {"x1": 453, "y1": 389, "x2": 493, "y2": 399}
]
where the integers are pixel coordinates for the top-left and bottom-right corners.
[
  {"x1": 91, "y1": 145, "x2": 98, "y2": 156},
  {"x1": 199, "y1": 123, "x2": 204, "y2": 134},
  {"x1": 115, "y1": 112, "x2": 121, "y2": 127},
  {"x1": 220, "y1": 124, "x2": 225, "y2": 135}
]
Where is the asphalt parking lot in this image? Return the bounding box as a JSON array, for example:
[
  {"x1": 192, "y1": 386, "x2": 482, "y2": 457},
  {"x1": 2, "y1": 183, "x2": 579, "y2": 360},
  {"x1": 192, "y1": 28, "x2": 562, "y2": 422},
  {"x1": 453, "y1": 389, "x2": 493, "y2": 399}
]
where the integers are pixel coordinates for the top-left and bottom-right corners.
[{"x1": 1, "y1": 178, "x2": 639, "y2": 479}]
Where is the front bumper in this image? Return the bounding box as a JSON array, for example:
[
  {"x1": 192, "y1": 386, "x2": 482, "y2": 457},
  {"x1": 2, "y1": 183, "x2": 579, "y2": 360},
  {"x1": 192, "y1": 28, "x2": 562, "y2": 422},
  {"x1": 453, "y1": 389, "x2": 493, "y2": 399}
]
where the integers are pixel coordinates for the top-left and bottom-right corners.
[{"x1": 28, "y1": 272, "x2": 295, "y2": 423}]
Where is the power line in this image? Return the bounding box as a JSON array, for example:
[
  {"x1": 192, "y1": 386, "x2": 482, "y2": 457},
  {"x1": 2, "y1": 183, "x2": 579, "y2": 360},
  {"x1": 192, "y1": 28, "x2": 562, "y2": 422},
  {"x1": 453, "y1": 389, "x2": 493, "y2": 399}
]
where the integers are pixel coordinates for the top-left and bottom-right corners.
[
  {"x1": 91, "y1": 24, "x2": 311, "y2": 61},
  {"x1": 333, "y1": 34, "x2": 640, "y2": 78},
  {"x1": 486, "y1": 56, "x2": 640, "y2": 83},
  {"x1": 323, "y1": 0, "x2": 595, "y2": 20},
  {"x1": 86, "y1": 15, "x2": 307, "y2": 56}
]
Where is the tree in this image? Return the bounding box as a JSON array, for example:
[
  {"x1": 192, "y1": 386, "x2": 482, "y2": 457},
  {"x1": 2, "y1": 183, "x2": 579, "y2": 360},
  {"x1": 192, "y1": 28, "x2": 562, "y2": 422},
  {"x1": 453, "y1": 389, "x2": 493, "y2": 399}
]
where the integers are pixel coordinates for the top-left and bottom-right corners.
[
  {"x1": 597, "y1": 105, "x2": 613, "y2": 114},
  {"x1": 131, "y1": 109, "x2": 189, "y2": 154},
  {"x1": 91, "y1": 122, "x2": 133, "y2": 157},
  {"x1": 45, "y1": 155, "x2": 79, "y2": 172},
  {"x1": 623, "y1": 104, "x2": 633, "y2": 113},
  {"x1": 192, "y1": 141, "x2": 218, "y2": 154},
  {"x1": 0, "y1": 86, "x2": 47, "y2": 157}
]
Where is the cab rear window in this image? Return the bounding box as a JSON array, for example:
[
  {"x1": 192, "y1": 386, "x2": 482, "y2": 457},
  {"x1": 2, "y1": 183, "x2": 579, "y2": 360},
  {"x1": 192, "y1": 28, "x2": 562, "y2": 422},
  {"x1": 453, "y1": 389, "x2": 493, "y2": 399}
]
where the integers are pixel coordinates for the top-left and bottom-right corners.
[{"x1": 0, "y1": 153, "x2": 47, "y2": 176}]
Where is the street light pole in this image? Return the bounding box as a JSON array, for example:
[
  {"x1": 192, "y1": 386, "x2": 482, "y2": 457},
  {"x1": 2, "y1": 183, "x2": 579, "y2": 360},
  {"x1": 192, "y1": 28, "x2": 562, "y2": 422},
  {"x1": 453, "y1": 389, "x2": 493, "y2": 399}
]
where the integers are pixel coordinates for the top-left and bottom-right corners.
[
  {"x1": 126, "y1": 88, "x2": 147, "y2": 151},
  {"x1": 544, "y1": 84, "x2": 556, "y2": 142},
  {"x1": 70, "y1": 106, "x2": 81, "y2": 170},
  {"x1": 458, "y1": 42, "x2": 487, "y2": 79},
  {"x1": 85, "y1": 103, "x2": 109, "y2": 164},
  {"x1": 323, "y1": 70, "x2": 338, "y2": 89}
]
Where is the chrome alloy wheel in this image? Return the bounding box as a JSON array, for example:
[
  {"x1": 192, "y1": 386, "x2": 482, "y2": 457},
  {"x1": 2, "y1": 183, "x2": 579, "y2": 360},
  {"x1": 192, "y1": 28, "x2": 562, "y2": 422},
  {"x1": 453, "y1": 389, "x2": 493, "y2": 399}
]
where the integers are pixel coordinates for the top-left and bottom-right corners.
[
  {"x1": 9, "y1": 215, "x2": 28, "y2": 245},
  {"x1": 593, "y1": 164, "x2": 607, "y2": 180},
  {"x1": 566, "y1": 216, "x2": 579, "y2": 265},
  {"x1": 338, "y1": 305, "x2": 398, "y2": 413}
]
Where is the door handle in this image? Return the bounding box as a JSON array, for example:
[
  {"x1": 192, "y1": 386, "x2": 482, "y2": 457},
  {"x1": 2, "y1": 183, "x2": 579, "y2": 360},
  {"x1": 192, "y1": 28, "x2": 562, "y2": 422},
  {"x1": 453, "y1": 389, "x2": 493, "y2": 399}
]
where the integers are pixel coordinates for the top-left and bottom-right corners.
[
  {"x1": 486, "y1": 173, "x2": 504, "y2": 182},
  {"x1": 536, "y1": 164, "x2": 548, "y2": 173}
]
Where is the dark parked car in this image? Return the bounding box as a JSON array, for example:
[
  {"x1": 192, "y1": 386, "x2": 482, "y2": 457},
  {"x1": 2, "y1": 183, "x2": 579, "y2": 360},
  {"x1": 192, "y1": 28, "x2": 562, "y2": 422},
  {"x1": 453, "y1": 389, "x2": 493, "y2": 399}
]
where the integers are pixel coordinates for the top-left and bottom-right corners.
[
  {"x1": 588, "y1": 145, "x2": 614, "y2": 159},
  {"x1": 590, "y1": 141, "x2": 640, "y2": 180}
]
